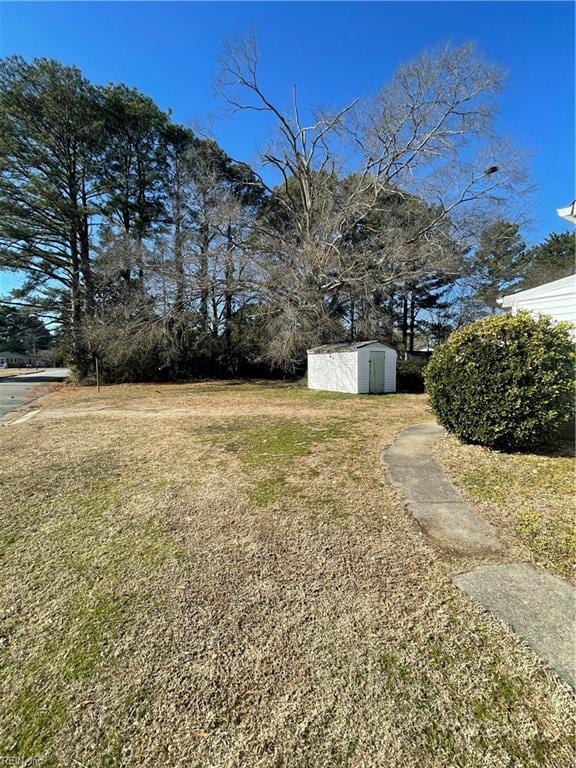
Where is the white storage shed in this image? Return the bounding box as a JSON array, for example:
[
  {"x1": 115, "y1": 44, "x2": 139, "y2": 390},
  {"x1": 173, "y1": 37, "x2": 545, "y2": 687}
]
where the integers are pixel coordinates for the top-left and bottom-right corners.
[{"x1": 307, "y1": 341, "x2": 397, "y2": 395}]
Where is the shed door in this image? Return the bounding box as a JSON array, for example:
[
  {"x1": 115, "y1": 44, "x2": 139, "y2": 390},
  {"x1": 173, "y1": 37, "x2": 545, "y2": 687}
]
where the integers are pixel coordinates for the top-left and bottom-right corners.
[{"x1": 368, "y1": 351, "x2": 386, "y2": 393}]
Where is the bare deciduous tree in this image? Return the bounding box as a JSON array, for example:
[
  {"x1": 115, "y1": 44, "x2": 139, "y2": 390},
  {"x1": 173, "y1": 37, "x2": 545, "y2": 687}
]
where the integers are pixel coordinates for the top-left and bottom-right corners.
[{"x1": 217, "y1": 34, "x2": 529, "y2": 368}]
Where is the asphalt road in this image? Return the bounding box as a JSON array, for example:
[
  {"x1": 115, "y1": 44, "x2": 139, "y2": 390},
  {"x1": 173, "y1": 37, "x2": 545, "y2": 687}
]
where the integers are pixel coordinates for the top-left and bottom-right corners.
[{"x1": 0, "y1": 368, "x2": 70, "y2": 421}]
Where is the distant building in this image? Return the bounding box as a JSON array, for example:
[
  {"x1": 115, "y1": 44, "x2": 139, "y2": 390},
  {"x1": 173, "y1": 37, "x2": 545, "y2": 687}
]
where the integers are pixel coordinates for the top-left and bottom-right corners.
[
  {"x1": 0, "y1": 351, "x2": 29, "y2": 368},
  {"x1": 404, "y1": 336, "x2": 435, "y2": 361},
  {"x1": 0, "y1": 350, "x2": 50, "y2": 368}
]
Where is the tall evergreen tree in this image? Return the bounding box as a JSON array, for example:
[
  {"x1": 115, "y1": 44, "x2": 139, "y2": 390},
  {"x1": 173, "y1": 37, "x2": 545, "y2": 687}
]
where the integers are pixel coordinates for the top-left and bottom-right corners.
[
  {"x1": 0, "y1": 306, "x2": 52, "y2": 353},
  {"x1": 99, "y1": 85, "x2": 171, "y2": 250},
  {"x1": 0, "y1": 56, "x2": 101, "y2": 372},
  {"x1": 520, "y1": 231, "x2": 575, "y2": 290},
  {"x1": 472, "y1": 220, "x2": 527, "y2": 311}
]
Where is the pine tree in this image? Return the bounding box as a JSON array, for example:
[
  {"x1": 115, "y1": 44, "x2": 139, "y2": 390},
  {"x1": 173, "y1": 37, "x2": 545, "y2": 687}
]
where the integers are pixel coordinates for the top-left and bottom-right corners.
[
  {"x1": 473, "y1": 220, "x2": 526, "y2": 311},
  {"x1": 0, "y1": 56, "x2": 101, "y2": 373},
  {"x1": 520, "y1": 232, "x2": 575, "y2": 290}
]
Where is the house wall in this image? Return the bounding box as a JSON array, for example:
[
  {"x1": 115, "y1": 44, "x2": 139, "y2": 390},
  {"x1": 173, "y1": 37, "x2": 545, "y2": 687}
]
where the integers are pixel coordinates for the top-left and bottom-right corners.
[
  {"x1": 307, "y1": 351, "x2": 358, "y2": 394},
  {"x1": 505, "y1": 276, "x2": 576, "y2": 328},
  {"x1": 0, "y1": 352, "x2": 32, "y2": 368},
  {"x1": 512, "y1": 291, "x2": 576, "y2": 325},
  {"x1": 357, "y1": 344, "x2": 397, "y2": 393}
]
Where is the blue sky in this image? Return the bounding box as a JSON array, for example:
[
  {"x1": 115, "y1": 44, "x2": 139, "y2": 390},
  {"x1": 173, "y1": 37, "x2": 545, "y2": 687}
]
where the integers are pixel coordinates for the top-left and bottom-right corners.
[{"x1": 0, "y1": 1, "x2": 574, "y2": 293}]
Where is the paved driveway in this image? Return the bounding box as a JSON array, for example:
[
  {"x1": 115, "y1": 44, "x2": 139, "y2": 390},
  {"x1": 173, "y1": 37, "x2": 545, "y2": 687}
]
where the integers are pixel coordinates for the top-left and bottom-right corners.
[{"x1": 0, "y1": 368, "x2": 70, "y2": 421}]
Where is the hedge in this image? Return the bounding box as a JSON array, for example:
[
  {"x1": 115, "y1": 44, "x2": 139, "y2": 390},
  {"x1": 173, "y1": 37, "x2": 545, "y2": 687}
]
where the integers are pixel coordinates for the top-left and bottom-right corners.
[
  {"x1": 396, "y1": 359, "x2": 428, "y2": 393},
  {"x1": 424, "y1": 312, "x2": 575, "y2": 450}
]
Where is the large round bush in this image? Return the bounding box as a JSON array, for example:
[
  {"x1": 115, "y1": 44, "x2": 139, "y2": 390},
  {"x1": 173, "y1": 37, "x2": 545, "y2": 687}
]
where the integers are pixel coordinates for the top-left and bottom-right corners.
[{"x1": 425, "y1": 312, "x2": 575, "y2": 450}]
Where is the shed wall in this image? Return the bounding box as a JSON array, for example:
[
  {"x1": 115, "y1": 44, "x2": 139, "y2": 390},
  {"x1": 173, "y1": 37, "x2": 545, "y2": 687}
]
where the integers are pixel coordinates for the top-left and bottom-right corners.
[
  {"x1": 307, "y1": 351, "x2": 358, "y2": 394},
  {"x1": 357, "y1": 345, "x2": 397, "y2": 393},
  {"x1": 384, "y1": 348, "x2": 397, "y2": 393}
]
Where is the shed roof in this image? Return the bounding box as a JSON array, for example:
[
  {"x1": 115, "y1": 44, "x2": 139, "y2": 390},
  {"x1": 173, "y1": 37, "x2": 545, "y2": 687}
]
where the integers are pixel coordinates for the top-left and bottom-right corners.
[{"x1": 307, "y1": 340, "x2": 393, "y2": 354}]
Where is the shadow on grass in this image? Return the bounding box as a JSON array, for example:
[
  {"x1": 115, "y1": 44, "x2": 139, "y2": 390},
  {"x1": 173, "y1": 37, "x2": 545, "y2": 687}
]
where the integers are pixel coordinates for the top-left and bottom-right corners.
[
  {"x1": 527, "y1": 438, "x2": 575, "y2": 459},
  {"x1": 483, "y1": 434, "x2": 575, "y2": 459},
  {"x1": 169, "y1": 376, "x2": 304, "y2": 389}
]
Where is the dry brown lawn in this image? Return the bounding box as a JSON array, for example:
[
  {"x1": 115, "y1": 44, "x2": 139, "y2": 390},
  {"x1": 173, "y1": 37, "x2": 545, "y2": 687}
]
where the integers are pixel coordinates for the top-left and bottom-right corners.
[
  {"x1": 0, "y1": 368, "x2": 43, "y2": 378},
  {"x1": 0, "y1": 380, "x2": 574, "y2": 767},
  {"x1": 434, "y1": 434, "x2": 575, "y2": 582}
]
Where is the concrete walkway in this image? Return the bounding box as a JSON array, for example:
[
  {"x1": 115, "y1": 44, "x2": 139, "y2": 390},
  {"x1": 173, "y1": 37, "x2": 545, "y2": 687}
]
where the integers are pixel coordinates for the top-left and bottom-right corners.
[
  {"x1": 381, "y1": 421, "x2": 576, "y2": 691},
  {"x1": 381, "y1": 422, "x2": 502, "y2": 556},
  {"x1": 456, "y1": 564, "x2": 575, "y2": 690}
]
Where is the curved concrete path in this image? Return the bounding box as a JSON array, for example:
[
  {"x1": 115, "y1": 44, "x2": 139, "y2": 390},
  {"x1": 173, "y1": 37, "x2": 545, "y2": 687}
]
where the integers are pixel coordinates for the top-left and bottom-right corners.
[
  {"x1": 381, "y1": 422, "x2": 502, "y2": 556},
  {"x1": 381, "y1": 421, "x2": 576, "y2": 692}
]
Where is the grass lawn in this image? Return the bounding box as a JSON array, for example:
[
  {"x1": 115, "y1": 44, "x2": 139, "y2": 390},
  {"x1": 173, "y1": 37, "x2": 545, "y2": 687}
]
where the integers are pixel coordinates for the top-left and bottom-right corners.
[
  {"x1": 0, "y1": 381, "x2": 574, "y2": 767},
  {"x1": 435, "y1": 434, "x2": 576, "y2": 582}
]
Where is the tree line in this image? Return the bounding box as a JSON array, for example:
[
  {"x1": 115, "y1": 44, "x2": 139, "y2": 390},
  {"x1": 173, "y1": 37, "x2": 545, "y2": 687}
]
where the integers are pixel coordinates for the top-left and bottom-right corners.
[{"x1": 0, "y1": 40, "x2": 573, "y2": 381}]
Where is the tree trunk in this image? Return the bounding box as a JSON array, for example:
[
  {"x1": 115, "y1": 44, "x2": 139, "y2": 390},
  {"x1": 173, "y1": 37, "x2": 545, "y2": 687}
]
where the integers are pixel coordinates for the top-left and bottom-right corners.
[
  {"x1": 401, "y1": 292, "x2": 409, "y2": 350},
  {"x1": 67, "y1": 154, "x2": 88, "y2": 377},
  {"x1": 210, "y1": 289, "x2": 219, "y2": 337},
  {"x1": 136, "y1": 155, "x2": 146, "y2": 282},
  {"x1": 349, "y1": 294, "x2": 356, "y2": 341},
  {"x1": 69, "y1": 228, "x2": 86, "y2": 376},
  {"x1": 199, "y1": 221, "x2": 210, "y2": 332},
  {"x1": 79, "y1": 177, "x2": 93, "y2": 313},
  {"x1": 173, "y1": 179, "x2": 185, "y2": 317},
  {"x1": 224, "y1": 224, "x2": 234, "y2": 360},
  {"x1": 408, "y1": 291, "x2": 416, "y2": 353}
]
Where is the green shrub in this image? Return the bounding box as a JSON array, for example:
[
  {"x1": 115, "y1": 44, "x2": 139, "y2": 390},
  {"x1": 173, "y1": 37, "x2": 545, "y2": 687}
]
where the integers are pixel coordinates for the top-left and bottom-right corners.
[
  {"x1": 425, "y1": 313, "x2": 575, "y2": 450},
  {"x1": 396, "y1": 359, "x2": 428, "y2": 393}
]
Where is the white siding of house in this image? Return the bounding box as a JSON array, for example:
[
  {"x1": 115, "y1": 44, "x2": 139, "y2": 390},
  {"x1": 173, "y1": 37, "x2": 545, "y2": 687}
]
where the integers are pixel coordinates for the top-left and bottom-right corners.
[
  {"x1": 307, "y1": 351, "x2": 358, "y2": 394},
  {"x1": 501, "y1": 275, "x2": 576, "y2": 327},
  {"x1": 513, "y1": 292, "x2": 575, "y2": 324}
]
